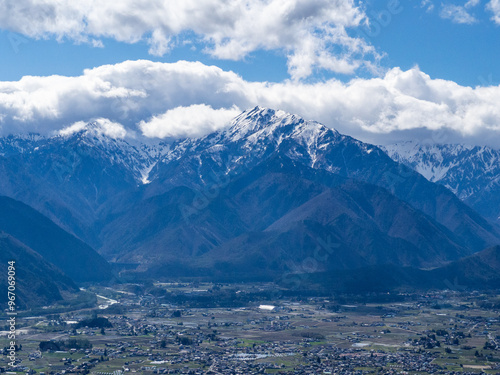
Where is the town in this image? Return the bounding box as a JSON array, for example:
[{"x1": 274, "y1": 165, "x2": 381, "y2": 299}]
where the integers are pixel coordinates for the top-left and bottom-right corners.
[{"x1": 1, "y1": 283, "x2": 500, "y2": 374}]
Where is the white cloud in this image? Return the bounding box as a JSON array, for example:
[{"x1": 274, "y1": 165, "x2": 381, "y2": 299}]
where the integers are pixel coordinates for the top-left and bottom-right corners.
[
  {"x1": 0, "y1": 0, "x2": 377, "y2": 80},
  {"x1": 487, "y1": 0, "x2": 500, "y2": 23},
  {"x1": 59, "y1": 118, "x2": 128, "y2": 138},
  {"x1": 465, "y1": 0, "x2": 480, "y2": 8},
  {"x1": 1, "y1": 60, "x2": 500, "y2": 147},
  {"x1": 440, "y1": 4, "x2": 477, "y2": 24},
  {"x1": 139, "y1": 104, "x2": 241, "y2": 138},
  {"x1": 421, "y1": 0, "x2": 435, "y2": 12},
  {"x1": 58, "y1": 121, "x2": 88, "y2": 136}
]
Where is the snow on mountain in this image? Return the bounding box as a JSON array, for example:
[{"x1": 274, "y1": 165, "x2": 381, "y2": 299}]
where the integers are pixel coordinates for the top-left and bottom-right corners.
[
  {"x1": 167, "y1": 107, "x2": 333, "y2": 153},
  {"x1": 0, "y1": 133, "x2": 47, "y2": 156},
  {"x1": 54, "y1": 123, "x2": 163, "y2": 184},
  {"x1": 2, "y1": 112, "x2": 497, "y2": 204},
  {"x1": 383, "y1": 141, "x2": 500, "y2": 199},
  {"x1": 0, "y1": 123, "x2": 170, "y2": 185},
  {"x1": 157, "y1": 107, "x2": 500, "y2": 248},
  {"x1": 224, "y1": 107, "x2": 330, "y2": 147},
  {"x1": 147, "y1": 107, "x2": 500, "y2": 252},
  {"x1": 0, "y1": 107, "x2": 372, "y2": 189},
  {"x1": 0, "y1": 107, "x2": 498, "y2": 272},
  {"x1": 156, "y1": 106, "x2": 379, "y2": 185},
  {"x1": 383, "y1": 141, "x2": 500, "y2": 221},
  {"x1": 99, "y1": 107, "x2": 500, "y2": 275}
]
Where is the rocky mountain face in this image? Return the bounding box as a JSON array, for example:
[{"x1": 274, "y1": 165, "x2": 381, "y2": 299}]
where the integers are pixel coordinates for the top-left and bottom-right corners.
[
  {"x1": 0, "y1": 107, "x2": 499, "y2": 283},
  {"x1": 383, "y1": 141, "x2": 500, "y2": 224},
  {"x1": 100, "y1": 154, "x2": 473, "y2": 280}
]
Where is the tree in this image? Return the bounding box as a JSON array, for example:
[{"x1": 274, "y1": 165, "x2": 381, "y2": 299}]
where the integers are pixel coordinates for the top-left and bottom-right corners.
[
  {"x1": 39, "y1": 341, "x2": 61, "y2": 352},
  {"x1": 75, "y1": 317, "x2": 112, "y2": 329}
]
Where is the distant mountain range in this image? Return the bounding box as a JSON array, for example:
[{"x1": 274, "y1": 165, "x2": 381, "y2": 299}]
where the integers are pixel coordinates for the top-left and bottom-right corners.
[
  {"x1": 303, "y1": 245, "x2": 500, "y2": 293},
  {"x1": 383, "y1": 142, "x2": 500, "y2": 224},
  {"x1": 0, "y1": 107, "x2": 498, "y2": 295}
]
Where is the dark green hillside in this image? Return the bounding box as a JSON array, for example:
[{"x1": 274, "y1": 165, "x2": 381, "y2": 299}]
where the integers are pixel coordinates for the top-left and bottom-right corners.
[
  {"x1": 0, "y1": 196, "x2": 112, "y2": 282},
  {"x1": 0, "y1": 233, "x2": 79, "y2": 309}
]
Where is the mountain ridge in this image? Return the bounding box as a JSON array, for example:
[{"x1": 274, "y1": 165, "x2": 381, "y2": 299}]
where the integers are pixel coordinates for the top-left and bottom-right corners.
[
  {"x1": 0, "y1": 196, "x2": 112, "y2": 282},
  {"x1": 301, "y1": 245, "x2": 500, "y2": 293},
  {"x1": 0, "y1": 107, "x2": 498, "y2": 285},
  {"x1": 0, "y1": 232, "x2": 80, "y2": 309},
  {"x1": 383, "y1": 141, "x2": 500, "y2": 223},
  {"x1": 144, "y1": 107, "x2": 500, "y2": 253}
]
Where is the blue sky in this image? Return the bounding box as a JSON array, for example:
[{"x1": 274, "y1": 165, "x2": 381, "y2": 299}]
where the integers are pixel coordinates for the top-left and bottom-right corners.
[
  {"x1": 0, "y1": 33, "x2": 293, "y2": 84},
  {"x1": 364, "y1": 1, "x2": 500, "y2": 87},
  {"x1": 1, "y1": 0, "x2": 499, "y2": 86},
  {"x1": 0, "y1": 0, "x2": 500, "y2": 146}
]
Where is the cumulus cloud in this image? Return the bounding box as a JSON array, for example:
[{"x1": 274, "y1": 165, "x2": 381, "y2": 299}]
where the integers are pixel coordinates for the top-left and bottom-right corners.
[
  {"x1": 0, "y1": 60, "x2": 500, "y2": 147},
  {"x1": 465, "y1": 0, "x2": 480, "y2": 7},
  {"x1": 440, "y1": 3, "x2": 477, "y2": 24},
  {"x1": 0, "y1": 0, "x2": 377, "y2": 80},
  {"x1": 58, "y1": 121, "x2": 88, "y2": 136},
  {"x1": 59, "y1": 118, "x2": 128, "y2": 138},
  {"x1": 421, "y1": 0, "x2": 435, "y2": 12},
  {"x1": 487, "y1": 0, "x2": 500, "y2": 23},
  {"x1": 139, "y1": 105, "x2": 241, "y2": 138},
  {"x1": 0, "y1": 60, "x2": 246, "y2": 135}
]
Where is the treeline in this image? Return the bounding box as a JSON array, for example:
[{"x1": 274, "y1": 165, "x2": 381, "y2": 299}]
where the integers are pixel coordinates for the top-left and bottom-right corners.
[
  {"x1": 39, "y1": 338, "x2": 92, "y2": 352},
  {"x1": 75, "y1": 317, "x2": 112, "y2": 329}
]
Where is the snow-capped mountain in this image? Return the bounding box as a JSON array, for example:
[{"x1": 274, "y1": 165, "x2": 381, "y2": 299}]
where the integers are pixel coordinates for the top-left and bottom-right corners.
[
  {"x1": 0, "y1": 123, "x2": 169, "y2": 244},
  {"x1": 160, "y1": 106, "x2": 339, "y2": 168},
  {"x1": 149, "y1": 106, "x2": 379, "y2": 191},
  {"x1": 0, "y1": 107, "x2": 498, "y2": 280},
  {"x1": 118, "y1": 107, "x2": 499, "y2": 266},
  {"x1": 171, "y1": 106, "x2": 376, "y2": 168},
  {"x1": 2, "y1": 123, "x2": 169, "y2": 184},
  {"x1": 383, "y1": 141, "x2": 500, "y2": 222},
  {"x1": 53, "y1": 123, "x2": 172, "y2": 184}
]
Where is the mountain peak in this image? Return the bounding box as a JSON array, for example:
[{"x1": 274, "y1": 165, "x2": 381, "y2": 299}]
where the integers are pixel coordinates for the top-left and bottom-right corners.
[
  {"x1": 227, "y1": 106, "x2": 326, "y2": 140},
  {"x1": 57, "y1": 119, "x2": 129, "y2": 143},
  {"x1": 220, "y1": 107, "x2": 339, "y2": 150},
  {"x1": 156, "y1": 107, "x2": 354, "y2": 187}
]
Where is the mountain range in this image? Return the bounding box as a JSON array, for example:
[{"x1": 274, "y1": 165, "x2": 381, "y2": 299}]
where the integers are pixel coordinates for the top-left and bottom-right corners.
[
  {"x1": 128, "y1": 108, "x2": 500, "y2": 280},
  {"x1": 303, "y1": 245, "x2": 500, "y2": 293},
  {"x1": 0, "y1": 107, "x2": 499, "y2": 295},
  {"x1": 383, "y1": 141, "x2": 500, "y2": 225}
]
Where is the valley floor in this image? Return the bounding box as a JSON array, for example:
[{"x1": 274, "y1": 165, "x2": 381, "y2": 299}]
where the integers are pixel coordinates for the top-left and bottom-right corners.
[{"x1": 1, "y1": 284, "x2": 500, "y2": 374}]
